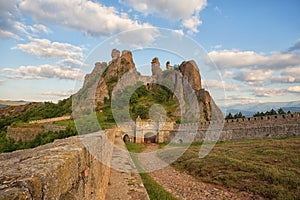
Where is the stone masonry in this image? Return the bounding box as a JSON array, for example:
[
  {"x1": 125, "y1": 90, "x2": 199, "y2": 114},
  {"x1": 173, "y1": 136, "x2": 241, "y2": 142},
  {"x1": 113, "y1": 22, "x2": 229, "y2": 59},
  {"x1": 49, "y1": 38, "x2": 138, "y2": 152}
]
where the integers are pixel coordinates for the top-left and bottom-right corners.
[{"x1": 0, "y1": 129, "x2": 116, "y2": 200}]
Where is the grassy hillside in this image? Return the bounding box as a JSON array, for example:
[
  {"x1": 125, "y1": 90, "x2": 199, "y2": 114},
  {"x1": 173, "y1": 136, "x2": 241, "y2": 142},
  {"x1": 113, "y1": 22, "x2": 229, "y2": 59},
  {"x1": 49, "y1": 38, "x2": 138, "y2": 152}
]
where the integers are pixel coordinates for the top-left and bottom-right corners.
[
  {"x1": 97, "y1": 83, "x2": 180, "y2": 124},
  {"x1": 0, "y1": 98, "x2": 75, "y2": 153},
  {"x1": 171, "y1": 138, "x2": 300, "y2": 200}
]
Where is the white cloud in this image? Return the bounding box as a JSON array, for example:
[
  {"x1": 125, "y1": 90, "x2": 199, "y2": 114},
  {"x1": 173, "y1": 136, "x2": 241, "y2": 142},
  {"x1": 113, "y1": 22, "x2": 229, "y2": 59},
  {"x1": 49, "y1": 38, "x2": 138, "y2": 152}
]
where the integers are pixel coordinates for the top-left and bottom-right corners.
[
  {"x1": 271, "y1": 66, "x2": 300, "y2": 84},
  {"x1": 204, "y1": 80, "x2": 240, "y2": 91},
  {"x1": 221, "y1": 95, "x2": 263, "y2": 106},
  {"x1": 233, "y1": 69, "x2": 274, "y2": 86},
  {"x1": 287, "y1": 86, "x2": 300, "y2": 93},
  {"x1": 0, "y1": 0, "x2": 50, "y2": 40},
  {"x1": 2, "y1": 65, "x2": 83, "y2": 80},
  {"x1": 12, "y1": 38, "x2": 84, "y2": 59},
  {"x1": 212, "y1": 44, "x2": 222, "y2": 49},
  {"x1": 120, "y1": 0, "x2": 207, "y2": 34},
  {"x1": 42, "y1": 90, "x2": 74, "y2": 97},
  {"x1": 0, "y1": 80, "x2": 5, "y2": 84},
  {"x1": 182, "y1": 15, "x2": 202, "y2": 34},
  {"x1": 208, "y1": 49, "x2": 300, "y2": 69},
  {"x1": 251, "y1": 88, "x2": 284, "y2": 97},
  {"x1": 282, "y1": 66, "x2": 300, "y2": 77},
  {"x1": 19, "y1": 0, "x2": 157, "y2": 38},
  {"x1": 59, "y1": 58, "x2": 88, "y2": 68},
  {"x1": 271, "y1": 75, "x2": 296, "y2": 84}
]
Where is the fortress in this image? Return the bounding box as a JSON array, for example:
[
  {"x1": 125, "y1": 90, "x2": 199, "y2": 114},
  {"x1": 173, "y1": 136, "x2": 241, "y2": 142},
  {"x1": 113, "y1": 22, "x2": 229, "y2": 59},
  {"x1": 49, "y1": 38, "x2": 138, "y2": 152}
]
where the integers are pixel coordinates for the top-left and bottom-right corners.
[
  {"x1": 0, "y1": 113, "x2": 299, "y2": 199},
  {"x1": 120, "y1": 112, "x2": 300, "y2": 144},
  {"x1": 0, "y1": 48, "x2": 299, "y2": 199}
]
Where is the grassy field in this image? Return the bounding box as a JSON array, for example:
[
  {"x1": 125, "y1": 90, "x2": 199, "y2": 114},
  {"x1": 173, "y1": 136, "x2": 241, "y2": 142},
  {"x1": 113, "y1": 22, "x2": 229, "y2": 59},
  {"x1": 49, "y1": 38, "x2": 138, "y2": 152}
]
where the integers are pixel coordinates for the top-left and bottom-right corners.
[
  {"x1": 125, "y1": 142, "x2": 177, "y2": 200},
  {"x1": 171, "y1": 137, "x2": 300, "y2": 200}
]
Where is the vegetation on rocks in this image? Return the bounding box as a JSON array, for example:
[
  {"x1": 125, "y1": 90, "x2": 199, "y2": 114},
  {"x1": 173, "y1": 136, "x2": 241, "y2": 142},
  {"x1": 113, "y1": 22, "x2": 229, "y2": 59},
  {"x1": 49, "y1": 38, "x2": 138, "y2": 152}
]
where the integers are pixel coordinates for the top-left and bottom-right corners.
[{"x1": 0, "y1": 98, "x2": 76, "y2": 153}]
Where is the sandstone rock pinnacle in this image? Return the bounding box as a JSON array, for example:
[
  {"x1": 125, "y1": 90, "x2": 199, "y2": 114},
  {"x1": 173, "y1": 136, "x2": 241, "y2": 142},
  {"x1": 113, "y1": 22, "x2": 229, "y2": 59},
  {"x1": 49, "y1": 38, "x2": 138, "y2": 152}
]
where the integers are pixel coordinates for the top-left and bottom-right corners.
[
  {"x1": 166, "y1": 61, "x2": 172, "y2": 70},
  {"x1": 111, "y1": 49, "x2": 120, "y2": 61},
  {"x1": 179, "y1": 60, "x2": 202, "y2": 90},
  {"x1": 151, "y1": 57, "x2": 162, "y2": 78}
]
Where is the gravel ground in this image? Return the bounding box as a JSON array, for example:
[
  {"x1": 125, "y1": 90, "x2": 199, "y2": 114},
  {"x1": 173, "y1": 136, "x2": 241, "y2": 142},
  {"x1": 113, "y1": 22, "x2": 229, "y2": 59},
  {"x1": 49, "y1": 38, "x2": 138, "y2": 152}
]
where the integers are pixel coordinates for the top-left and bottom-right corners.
[{"x1": 145, "y1": 144, "x2": 263, "y2": 200}]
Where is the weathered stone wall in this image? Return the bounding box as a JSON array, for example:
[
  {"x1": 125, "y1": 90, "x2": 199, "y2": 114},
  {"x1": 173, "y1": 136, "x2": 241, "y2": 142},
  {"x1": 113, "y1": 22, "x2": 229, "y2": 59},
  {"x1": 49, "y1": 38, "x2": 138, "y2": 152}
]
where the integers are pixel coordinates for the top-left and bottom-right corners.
[
  {"x1": 29, "y1": 115, "x2": 71, "y2": 124},
  {"x1": 170, "y1": 113, "x2": 300, "y2": 142},
  {"x1": 7, "y1": 123, "x2": 66, "y2": 143},
  {"x1": 0, "y1": 129, "x2": 116, "y2": 200},
  {"x1": 6, "y1": 125, "x2": 43, "y2": 143}
]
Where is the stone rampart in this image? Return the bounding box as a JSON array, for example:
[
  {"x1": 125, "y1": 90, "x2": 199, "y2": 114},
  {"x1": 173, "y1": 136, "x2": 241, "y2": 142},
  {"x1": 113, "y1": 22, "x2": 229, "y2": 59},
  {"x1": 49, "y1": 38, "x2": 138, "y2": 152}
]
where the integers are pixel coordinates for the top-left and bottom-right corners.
[
  {"x1": 7, "y1": 124, "x2": 66, "y2": 143},
  {"x1": 0, "y1": 129, "x2": 116, "y2": 200},
  {"x1": 6, "y1": 125, "x2": 43, "y2": 143},
  {"x1": 170, "y1": 113, "x2": 300, "y2": 142},
  {"x1": 29, "y1": 115, "x2": 71, "y2": 124}
]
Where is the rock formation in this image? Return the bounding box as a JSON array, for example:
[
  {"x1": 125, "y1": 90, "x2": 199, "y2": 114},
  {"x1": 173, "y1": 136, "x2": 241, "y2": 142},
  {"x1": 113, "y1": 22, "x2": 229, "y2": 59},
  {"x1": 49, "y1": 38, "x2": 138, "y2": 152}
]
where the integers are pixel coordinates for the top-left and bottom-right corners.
[
  {"x1": 94, "y1": 50, "x2": 137, "y2": 106},
  {"x1": 151, "y1": 57, "x2": 162, "y2": 78},
  {"x1": 111, "y1": 48, "x2": 120, "y2": 61},
  {"x1": 76, "y1": 49, "x2": 223, "y2": 121},
  {"x1": 179, "y1": 60, "x2": 202, "y2": 91},
  {"x1": 166, "y1": 61, "x2": 172, "y2": 70}
]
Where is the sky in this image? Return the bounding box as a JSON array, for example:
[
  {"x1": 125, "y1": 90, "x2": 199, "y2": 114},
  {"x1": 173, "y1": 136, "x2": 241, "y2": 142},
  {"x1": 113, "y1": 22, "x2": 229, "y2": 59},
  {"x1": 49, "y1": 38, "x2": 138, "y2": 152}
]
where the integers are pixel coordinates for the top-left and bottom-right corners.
[{"x1": 0, "y1": 0, "x2": 299, "y2": 107}]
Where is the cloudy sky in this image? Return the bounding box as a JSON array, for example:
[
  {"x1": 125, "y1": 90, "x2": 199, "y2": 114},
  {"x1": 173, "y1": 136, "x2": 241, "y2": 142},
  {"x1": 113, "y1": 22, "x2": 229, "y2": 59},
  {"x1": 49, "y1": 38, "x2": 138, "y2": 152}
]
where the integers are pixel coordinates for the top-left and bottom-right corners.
[{"x1": 0, "y1": 0, "x2": 299, "y2": 106}]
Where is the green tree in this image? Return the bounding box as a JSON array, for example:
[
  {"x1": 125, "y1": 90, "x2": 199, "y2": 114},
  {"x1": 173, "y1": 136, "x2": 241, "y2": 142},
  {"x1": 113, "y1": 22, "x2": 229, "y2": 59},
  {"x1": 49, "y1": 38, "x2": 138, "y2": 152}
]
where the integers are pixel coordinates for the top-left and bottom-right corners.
[
  {"x1": 225, "y1": 112, "x2": 234, "y2": 119},
  {"x1": 234, "y1": 112, "x2": 245, "y2": 119},
  {"x1": 132, "y1": 105, "x2": 148, "y2": 119},
  {"x1": 277, "y1": 108, "x2": 286, "y2": 114}
]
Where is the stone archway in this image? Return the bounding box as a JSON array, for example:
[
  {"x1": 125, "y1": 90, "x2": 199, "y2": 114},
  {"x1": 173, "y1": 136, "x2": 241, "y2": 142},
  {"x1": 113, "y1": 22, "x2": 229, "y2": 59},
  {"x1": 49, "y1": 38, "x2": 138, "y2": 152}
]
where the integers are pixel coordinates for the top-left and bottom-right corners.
[
  {"x1": 144, "y1": 132, "x2": 157, "y2": 143},
  {"x1": 123, "y1": 134, "x2": 130, "y2": 143}
]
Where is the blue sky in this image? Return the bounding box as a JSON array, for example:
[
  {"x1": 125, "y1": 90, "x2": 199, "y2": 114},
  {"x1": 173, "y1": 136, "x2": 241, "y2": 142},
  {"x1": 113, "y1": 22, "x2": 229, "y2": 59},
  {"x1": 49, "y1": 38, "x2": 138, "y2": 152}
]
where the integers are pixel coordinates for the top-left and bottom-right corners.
[{"x1": 0, "y1": 0, "x2": 299, "y2": 106}]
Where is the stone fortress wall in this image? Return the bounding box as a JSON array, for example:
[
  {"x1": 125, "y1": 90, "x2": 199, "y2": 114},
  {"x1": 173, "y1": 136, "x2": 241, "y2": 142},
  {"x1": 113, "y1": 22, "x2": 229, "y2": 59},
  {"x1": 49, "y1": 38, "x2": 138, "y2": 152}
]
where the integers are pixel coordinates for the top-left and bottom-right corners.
[
  {"x1": 171, "y1": 112, "x2": 300, "y2": 142},
  {"x1": 0, "y1": 129, "x2": 116, "y2": 200},
  {"x1": 118, "y1": 112, "x2": 300, "y2": 143},
  {"x1": 29, "y1": 115, "x2": 71, "y2": 124}
]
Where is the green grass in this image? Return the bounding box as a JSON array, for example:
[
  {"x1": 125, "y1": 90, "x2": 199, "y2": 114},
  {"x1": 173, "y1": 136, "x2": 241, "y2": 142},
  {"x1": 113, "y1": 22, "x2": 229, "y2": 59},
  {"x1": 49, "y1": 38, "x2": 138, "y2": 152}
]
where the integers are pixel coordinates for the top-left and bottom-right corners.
[
  {"x1": 125, "y1": 142, "x2": 147, "y2": 153},
  {"x1": 125, "y1": 142, "x2": 177, "y2": 200},
  {"x1": 171, "y1": 137, "x2": 300, "y2": 200}
]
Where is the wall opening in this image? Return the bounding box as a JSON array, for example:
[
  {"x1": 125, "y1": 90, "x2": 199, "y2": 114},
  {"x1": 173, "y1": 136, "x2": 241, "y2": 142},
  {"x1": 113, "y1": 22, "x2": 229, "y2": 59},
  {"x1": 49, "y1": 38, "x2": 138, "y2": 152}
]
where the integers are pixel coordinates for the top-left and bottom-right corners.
[
  {"x1": 123, "y1": 134, "x2": 130, "y2": 143},
  {"x1": 144, "y1": 132, "x2": 157, "y2": 143}
]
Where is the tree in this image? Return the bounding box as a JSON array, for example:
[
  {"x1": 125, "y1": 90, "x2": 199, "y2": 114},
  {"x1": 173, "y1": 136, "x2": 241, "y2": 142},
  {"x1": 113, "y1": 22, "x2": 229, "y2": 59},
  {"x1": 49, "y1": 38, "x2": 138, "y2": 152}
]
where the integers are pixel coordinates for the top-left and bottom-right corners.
[
  {"x1": 234, "y1": 112, "x2": 245, "y2": 119},
  {"x1": 132, "y1": 105, "x2": 148, "y2": 119},
  {"x1": 277, "y1": 108, "x2": 286, "y2": 114},
  {"x1": 225, "y1": 112, "x2": 234, "y2": 119}
]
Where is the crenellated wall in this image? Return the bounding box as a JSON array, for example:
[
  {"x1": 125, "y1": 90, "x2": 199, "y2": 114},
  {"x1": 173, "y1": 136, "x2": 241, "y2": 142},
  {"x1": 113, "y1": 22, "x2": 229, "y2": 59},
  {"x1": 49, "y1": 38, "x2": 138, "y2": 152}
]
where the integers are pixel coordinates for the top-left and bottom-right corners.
[
  {"x1": 0, "y1": 129, "x2": 116, "y2": 200},
  {"x1": 118, "y1": 113, "x2": 300, "y2": 143},
  {"x1": 170, "y1": 113, "x2": 300, "y2": 142}
]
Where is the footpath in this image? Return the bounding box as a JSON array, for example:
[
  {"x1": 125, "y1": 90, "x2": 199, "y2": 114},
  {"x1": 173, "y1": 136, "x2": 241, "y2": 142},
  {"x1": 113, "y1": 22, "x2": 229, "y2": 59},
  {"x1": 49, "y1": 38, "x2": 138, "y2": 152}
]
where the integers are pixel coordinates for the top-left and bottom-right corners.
[
  {"x1": 105, "y1": 137, "x2": 149, "y2": 200},
  {"x1": 144, "y1": 144, "x2": 263, "y2": 200}
]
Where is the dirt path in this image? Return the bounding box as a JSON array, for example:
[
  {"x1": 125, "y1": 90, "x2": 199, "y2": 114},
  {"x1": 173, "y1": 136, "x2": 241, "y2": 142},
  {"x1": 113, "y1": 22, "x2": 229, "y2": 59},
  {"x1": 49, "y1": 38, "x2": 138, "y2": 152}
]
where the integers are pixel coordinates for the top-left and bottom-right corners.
[
  {"x1": 143, "y1": 144, "x2": 263, "y2": 200},
  {"x1": 105, "y1": 137, "x2": 149, "y2": 200}
]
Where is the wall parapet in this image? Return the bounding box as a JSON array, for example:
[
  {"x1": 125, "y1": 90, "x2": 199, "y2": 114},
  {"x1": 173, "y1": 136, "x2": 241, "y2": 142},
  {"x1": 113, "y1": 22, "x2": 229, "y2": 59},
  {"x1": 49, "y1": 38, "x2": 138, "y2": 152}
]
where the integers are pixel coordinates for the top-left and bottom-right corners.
[
  {"x1": 0, "y1": 129, "x2": 116, "y2": 200},
  {"x1": 29, "y1": 115, "x2": 71, "y2": 124}
]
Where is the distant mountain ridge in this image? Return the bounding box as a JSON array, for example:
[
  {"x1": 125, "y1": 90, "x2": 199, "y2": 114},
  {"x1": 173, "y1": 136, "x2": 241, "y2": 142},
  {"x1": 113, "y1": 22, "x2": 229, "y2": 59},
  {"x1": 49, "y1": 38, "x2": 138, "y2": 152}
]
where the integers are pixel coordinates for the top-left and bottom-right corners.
[
  {"x1": 0, "y1": 100, "x2": 29, "y2": 107},
  {"x1": 221, "y1": 100, "x2": 300, "y2": 117}
]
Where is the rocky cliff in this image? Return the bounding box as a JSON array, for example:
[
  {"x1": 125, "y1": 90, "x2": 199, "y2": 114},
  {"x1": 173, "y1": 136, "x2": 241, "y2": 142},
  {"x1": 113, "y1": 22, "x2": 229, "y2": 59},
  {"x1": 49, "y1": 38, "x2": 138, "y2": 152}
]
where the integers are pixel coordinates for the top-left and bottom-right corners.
[{"x1": 76, "y1": 49, "x2": 223, "y2": 121}]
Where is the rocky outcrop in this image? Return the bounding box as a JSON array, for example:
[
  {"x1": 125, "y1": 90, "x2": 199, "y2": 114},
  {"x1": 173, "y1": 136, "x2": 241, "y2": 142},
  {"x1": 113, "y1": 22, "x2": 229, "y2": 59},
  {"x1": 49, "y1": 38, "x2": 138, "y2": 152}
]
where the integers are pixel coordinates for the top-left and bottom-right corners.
[
  {"x1": 95, "y1": 50, "x2": 138, "y2": 105},
  {"x1": 166, "y1": 61, "x2": 172, "y2": 70},
  {"x1": 179, "y1": 60, "x2": 202, "y2": 91},
  {"x1": 76, "y1": 49, "x2": 223, "y2": 121},
  {"x1": 111, "y1": 49, "x2": 120, "y2": 61},
  {"x1": 151, "y1": 57, "x2": 162, "y2": 78}
]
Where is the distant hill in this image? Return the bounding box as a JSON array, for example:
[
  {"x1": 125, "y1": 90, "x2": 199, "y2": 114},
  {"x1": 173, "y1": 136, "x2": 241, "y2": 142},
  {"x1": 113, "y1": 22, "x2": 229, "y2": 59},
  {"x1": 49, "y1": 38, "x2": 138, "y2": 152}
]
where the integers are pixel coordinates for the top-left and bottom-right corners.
[
  {"x1": 221, "y1": 100, "x2": 300, "y2": 117},
  {"x1": 0, "y1": 100, "x2": 29, "y2": 107}
]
